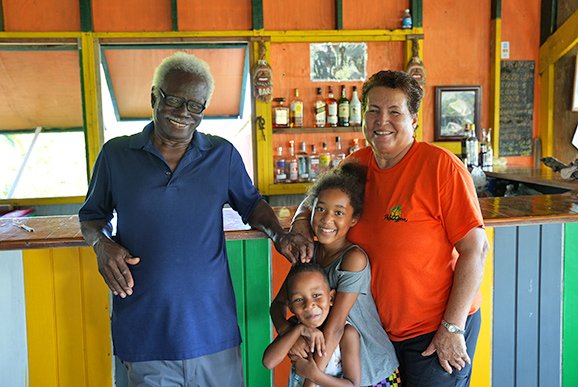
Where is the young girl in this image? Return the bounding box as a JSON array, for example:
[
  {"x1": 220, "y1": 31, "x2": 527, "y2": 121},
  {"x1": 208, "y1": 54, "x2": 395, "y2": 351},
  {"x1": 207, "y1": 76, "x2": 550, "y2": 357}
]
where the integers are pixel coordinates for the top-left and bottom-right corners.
[
  {"x1": 263, "y1": 262, "x2": 361, "y2": 386},
  {"x1": 270, "y1": 162, "x2": 401, "y2": 387}
]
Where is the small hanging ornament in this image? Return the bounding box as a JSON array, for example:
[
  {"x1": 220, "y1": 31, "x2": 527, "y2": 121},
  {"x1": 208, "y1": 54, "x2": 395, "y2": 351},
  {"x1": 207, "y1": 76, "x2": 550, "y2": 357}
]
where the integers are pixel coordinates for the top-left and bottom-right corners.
[
  {"x1": 406, "y1": 37, "x2": 426, "y2": 92},
  {"x1": 252, "y1": 40, "x2": 273, "y2": 103}
]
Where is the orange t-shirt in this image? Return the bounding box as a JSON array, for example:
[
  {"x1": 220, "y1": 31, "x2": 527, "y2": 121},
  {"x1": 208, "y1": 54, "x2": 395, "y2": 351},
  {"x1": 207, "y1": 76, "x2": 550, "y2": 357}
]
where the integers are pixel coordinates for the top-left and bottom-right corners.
[{"x1": 347, "y1": 142, "x2": 484, "y2": 341}]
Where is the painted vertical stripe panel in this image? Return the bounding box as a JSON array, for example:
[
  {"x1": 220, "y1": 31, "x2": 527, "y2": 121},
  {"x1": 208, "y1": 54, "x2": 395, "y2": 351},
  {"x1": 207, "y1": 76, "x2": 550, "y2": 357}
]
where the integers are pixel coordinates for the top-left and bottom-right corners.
[
  {"x1": 539, "y1": 224, "x2": 563, "y2": 386},
  {"x1": 243, "y1": 239, "x2": 273, "y2": 387},
  {"x1": 52, "y1": 248, "x2": 88, "y2": 386},
  {"x1": 24, "y1": 248, "x2": 112, "y2": 387},
  {"x1": 516, "y1": 225, "x2": 540, "y2": 387},
  {"x1": 79, "y1": 248, "x2": 113, "y2": 387},
  {"x1": 0, "y1": 250, "x2": 28, "y2": 387},
  {"x1": 471, "y1": 227, "x2": 493, "y2": 387},
  {"x1": 23, "y1": 249, "x2": 60, "y2": 387},
  {"x1": 563, "y1": 223, "x2": 578, "y2": 387},
  {"x1": 493, "y1": 226, "x2": 517, "y2": 386}
]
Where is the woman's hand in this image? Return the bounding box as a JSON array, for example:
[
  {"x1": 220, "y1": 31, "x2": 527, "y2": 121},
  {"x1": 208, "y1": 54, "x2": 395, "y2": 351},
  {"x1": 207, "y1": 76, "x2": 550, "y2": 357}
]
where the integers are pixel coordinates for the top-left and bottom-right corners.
[{"x1": 421, "y1": 327, "x2": 470, "y2": 374}]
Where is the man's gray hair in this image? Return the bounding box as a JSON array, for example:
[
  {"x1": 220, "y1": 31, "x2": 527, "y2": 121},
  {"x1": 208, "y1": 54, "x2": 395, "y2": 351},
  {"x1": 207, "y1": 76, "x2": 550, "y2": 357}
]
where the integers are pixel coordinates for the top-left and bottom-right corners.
[{"x1": 152, "y1": 51, "x2": 215, "y2": 105}]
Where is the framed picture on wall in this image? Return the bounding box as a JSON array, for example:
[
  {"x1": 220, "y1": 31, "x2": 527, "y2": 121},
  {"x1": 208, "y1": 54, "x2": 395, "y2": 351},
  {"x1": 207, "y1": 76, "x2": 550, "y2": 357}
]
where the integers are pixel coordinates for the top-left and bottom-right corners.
[
  {"x1": 434, "y1": 85, "x2": 481, "y2": 141},
  {"x1": 572, "y1": 55, "x2": 578, "y2": 112}
]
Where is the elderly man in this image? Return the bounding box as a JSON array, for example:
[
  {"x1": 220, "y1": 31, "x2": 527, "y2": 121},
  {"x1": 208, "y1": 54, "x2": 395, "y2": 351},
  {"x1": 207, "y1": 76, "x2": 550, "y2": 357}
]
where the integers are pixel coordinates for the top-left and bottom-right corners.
[{"x1": 79, "y1": 52, "x2": 303, "y2": 386}]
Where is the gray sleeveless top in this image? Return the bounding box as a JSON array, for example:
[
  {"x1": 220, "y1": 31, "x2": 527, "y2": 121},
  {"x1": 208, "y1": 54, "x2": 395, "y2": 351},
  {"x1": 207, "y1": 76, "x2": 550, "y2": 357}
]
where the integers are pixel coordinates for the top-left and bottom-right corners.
[{"x1": 315, "y1": 243, "x2": 398, "y2": 385}]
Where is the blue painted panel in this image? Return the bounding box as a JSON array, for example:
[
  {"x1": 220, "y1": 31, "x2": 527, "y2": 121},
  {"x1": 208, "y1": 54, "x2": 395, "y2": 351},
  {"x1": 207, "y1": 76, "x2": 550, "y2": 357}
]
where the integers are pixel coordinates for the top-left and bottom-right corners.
[
  {"x1": 516, "y1": 225, "x2": 540, "y2": 387},
  {"x1": 539, "y1": 224, "x2": 563, "y2": 386},
  {"x1": 0, "y1": 250, "x2": 28, "y2": 387},
  {"x1": 493, "y1": 226, "x2": 518, "y2": 386}
]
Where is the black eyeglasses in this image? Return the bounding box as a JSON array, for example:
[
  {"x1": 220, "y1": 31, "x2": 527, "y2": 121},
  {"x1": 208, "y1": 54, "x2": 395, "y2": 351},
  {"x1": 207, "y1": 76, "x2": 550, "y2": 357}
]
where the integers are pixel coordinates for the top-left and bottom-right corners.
[{"x1": 157, "y1": 87, "x2": 206, "y2": 114}]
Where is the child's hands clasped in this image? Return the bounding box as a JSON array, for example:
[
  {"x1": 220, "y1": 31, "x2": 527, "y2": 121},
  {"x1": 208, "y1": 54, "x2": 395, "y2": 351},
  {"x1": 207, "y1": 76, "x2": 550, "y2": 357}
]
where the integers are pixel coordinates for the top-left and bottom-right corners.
[{"x1": 299, "y1": 325, "x2": 326, "y2": 357}]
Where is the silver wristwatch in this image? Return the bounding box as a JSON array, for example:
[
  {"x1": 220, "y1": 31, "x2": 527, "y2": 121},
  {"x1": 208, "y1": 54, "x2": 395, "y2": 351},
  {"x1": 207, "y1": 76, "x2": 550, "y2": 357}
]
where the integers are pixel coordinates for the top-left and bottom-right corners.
[{"x1": 441, "y1": 320, "x2": 465, "y2": 335}]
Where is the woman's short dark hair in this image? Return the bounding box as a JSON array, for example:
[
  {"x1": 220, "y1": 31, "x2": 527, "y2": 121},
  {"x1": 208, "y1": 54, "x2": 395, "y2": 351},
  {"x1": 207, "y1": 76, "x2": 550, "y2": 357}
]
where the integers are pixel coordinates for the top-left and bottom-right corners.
[
  {"x1": 361, "y1": 70, "x2": 423, "y2": 115},
  {"x1": 307, "y1": 162, "x2": 367, "y2": 218},
  {"x1": 286, "y1": 262, "x2": 329, "y2": 297}
]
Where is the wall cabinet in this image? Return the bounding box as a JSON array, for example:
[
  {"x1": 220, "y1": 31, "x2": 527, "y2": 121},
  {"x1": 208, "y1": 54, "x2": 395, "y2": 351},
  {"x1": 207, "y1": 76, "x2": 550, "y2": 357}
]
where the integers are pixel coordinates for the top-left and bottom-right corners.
[{"x1": 252, "y1": 29, "x2": 423, "y2": 195}]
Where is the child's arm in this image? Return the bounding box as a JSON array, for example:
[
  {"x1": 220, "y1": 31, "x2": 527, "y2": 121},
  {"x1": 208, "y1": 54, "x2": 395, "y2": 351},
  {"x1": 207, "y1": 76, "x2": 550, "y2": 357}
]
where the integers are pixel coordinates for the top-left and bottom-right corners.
[
  {"x1": 294, "y1": 325, "x2": 361, "y2": 387},
  {"x1": 311, "y1": 248, "x2": 367, "y2": 373},
  {"x1": 262, "y1": 323, "x2": 305, "y2": 369}
]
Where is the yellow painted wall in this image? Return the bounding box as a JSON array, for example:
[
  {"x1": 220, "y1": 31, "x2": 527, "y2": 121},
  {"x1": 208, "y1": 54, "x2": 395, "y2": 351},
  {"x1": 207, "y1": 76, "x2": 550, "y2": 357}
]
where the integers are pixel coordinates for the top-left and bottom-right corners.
[{"x1": 22, "y1": 248, "x2": 111, "y2": 387}]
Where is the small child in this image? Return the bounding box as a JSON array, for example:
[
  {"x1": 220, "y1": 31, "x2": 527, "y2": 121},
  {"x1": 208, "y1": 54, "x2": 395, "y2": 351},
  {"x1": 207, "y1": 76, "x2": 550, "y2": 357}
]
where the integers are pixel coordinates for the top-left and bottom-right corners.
[
  {"x1": 263, "y1": 262, "x2": 361, "y2": 386},
  {"x1": 271, "y1": 162, "x2": 401, "y2": 387}
]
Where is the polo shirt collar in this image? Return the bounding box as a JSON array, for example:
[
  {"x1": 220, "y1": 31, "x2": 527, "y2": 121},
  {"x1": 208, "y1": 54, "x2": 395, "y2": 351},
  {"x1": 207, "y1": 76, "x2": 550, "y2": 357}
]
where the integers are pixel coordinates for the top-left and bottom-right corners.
[{"x1": 129, "y1": 121, "x2": 214, "y2": 152}]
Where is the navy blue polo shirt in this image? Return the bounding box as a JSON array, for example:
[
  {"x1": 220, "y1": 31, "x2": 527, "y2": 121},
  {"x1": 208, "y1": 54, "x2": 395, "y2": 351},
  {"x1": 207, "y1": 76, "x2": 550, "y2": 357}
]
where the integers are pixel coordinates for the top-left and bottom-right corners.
[{"x1": 79, "y1": 122, "x2": 263, "y2": 361}]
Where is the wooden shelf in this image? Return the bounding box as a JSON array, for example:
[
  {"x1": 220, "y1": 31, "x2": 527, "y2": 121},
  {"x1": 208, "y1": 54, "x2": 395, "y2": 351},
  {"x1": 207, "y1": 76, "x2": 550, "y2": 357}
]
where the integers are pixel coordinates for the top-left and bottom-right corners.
[{"x1": 273, "y1": 126, "x2": 362, "y2": 134}]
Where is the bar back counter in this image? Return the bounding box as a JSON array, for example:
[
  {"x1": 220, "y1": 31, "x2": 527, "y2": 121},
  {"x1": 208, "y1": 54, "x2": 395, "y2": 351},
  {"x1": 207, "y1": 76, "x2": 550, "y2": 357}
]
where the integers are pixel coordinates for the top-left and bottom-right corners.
[{"x1": 1, "y1": 168, "x2": 577, "y2": 387}]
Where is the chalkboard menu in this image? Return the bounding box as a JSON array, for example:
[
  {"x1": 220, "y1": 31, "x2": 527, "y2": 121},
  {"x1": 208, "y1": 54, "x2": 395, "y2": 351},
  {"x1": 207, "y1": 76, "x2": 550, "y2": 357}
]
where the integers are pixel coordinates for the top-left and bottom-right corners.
[{"x1": 499, "y1": 60, "x2": 535, "y2": 156}]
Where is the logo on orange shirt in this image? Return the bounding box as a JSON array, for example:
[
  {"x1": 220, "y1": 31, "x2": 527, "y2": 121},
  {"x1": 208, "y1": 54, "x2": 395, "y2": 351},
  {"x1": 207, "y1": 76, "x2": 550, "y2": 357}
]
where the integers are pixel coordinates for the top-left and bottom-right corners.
[{"x1": 384, "y1": 205, "x2": 408, "y2": 222}]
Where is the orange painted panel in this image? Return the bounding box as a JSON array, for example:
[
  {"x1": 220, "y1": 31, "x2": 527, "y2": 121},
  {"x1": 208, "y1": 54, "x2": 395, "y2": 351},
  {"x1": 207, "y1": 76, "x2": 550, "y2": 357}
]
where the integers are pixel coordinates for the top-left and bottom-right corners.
[
  {"x1": 264, "y1": 0, "x2": 335, "y2": 30},
  {"x1": 92, "y1": 0, "x2": 172, "y2": 32},
  {"x1": 103, "y1": 47, "x2": 245, "y2": 119},
  {"x1": 269, "y1": 42, "x2": 404, "y2": 128},
  {"x1": 2, "y1": 0, "x2": 80, "y2": 31},
  {"x1": 422, "y1": 0, "x2": 491, "y2": 144},
  {"x1": 177, "y1": 0, "x2": 252, "y2": 31},
  {"x1": 271, "y1": 248, "x2": 292, "y2": 387},
  {"x1": 343, "y1": 0, "x2": 408, "y2": 30},
  {"x1": 501, "y1": 0, "x2": 541, "y2": 167},
  {"x1": 0, "y1": 50, "x2": 83, "y2": 130}
]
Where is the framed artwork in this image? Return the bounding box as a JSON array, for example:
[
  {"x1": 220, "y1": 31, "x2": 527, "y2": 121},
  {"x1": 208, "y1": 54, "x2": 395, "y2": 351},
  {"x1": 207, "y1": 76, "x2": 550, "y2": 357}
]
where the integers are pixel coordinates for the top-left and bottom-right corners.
[
  {"x1": 434, "y1": 85, "x2": 481, "y2": 141},
  {"x1": 572, "y1": 55, "x2": 578, "y2": 112},
  {"x1": 310, "y1": 43, "x2": 367, "y2": 82}
]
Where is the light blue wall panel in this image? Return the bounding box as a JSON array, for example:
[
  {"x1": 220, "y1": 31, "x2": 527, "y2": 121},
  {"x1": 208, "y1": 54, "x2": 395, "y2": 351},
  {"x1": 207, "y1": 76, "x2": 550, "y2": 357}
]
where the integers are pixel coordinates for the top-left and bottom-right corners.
[
  {"x1": 539, "y1": 224, "x2": 563, "y2": 386},
  {"x1": 493, "y1": 226, "x2": 517, "y2": 386},
  {"x1": 0, "y1": 250, "x2": 28, "y2": 387},
  {"x1": 493, "y1": 224, "x2": 564, "y2": 387},
  {"x1": 516, "y1": 225, "x2": 540, "y2": 387}
]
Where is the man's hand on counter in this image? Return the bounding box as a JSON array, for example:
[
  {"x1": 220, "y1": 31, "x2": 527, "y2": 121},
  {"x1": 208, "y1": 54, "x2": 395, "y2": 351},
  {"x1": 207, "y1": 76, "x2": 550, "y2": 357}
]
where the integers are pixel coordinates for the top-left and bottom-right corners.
[
  {"x1": 274, "y1": 231, "x2": 314, "y2": 264},
  {"x1": 93, "y1": 237, "x2": 140, "y2": 298}
]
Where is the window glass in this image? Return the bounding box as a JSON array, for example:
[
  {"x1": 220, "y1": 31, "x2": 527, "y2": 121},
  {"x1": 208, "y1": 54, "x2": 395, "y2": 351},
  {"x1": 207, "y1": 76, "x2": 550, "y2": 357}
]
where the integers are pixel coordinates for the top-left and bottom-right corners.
[{"x1": 0, "y1": 131, "x2": 88, "y2": 199}]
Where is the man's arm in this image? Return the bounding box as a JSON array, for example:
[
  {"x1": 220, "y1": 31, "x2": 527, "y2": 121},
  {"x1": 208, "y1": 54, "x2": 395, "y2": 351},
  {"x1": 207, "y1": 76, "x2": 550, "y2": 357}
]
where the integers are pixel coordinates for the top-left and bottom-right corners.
[
  {"x1": 247, "y1": 199, "x2": 313, "y2": 263},
  {"x1": 80, "y1": 219, "x2": 140, "y2": 298},
  {"x1": 422, "y1": 227, "x2": 488, "y2": 373}
]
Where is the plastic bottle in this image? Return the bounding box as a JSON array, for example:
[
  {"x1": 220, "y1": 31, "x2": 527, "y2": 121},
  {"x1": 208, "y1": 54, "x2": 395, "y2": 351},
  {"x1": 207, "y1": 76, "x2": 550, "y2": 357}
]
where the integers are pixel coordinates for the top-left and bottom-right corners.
[
  {"x1": 402, "y1": 9, "x2": 413, "y2": 29},
  {"x1": 274, "y1": 147, "x2": 287, "y2": 183},
  {"x1": 349, "y1": 86, "x2": 362, "y2": 126}
]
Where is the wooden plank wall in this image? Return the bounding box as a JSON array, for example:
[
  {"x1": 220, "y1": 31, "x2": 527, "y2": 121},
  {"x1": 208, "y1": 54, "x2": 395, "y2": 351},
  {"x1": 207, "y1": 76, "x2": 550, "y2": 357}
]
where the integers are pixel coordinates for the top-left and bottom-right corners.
[{"x1": 493, "y1": 224, "x2": 563, "y2": 387}]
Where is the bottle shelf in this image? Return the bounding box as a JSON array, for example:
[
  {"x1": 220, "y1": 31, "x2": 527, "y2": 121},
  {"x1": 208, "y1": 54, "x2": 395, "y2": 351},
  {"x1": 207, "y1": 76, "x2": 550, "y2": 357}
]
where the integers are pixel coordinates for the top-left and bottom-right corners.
[{"x1": 272, "y1": 126, "x2": 362, "y2": 134}]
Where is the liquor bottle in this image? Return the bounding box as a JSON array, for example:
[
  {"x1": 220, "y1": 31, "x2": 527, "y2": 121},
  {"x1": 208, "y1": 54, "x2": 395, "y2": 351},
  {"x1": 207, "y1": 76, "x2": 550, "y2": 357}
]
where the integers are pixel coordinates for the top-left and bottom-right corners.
[
  {"x1": 290, "y1": 88, "x2": 304, "y2": 128},
  {"x1": 326, "y1": 86, "x2": 338, "y2": 128},
  {"x1": 338, "y1": 85, "x2": 350, "y2": 127},
  {"x1": 307, "y1": 144, "x2": 321, "y2": 182},
  {"x1": 272, "y1": 98, "x2": 289, "y2": 128},
  {"x1": 273, "y1": 146, "x2": 287, "y2": 184},
  {"x1": 332, "y1": 136, "x2": 347, "y2": 168},
  {"x1": 466, "y1": 124, "x2": 479, "y2": 169},
  {"x1": 402, "y1": 9, "x2": 412, "y2": 29},
  {"x1": 297, "y1": 141, "x2": 309, "y2": 182},
  {"x1": 349, "y1": 138, "x2": 361, "y2": 154},
  {"x1": 314, "y1": 87, "x2": 326, "y2": 128},
  {"x1": 349, "y1": 86, "x2": 362, "y2": 126},
  {"x1": 319, "y1": 142, "x2": 332, "y2": 174},
  {"x1": 461, "y1": 123, "x2": 471, "y2": 164},
  {"x1": 481, "y1": 128, "x2": 493, "y2": 170},
  {"x1": 286, "y1": 140, "x2": 299, "y2": 182}
]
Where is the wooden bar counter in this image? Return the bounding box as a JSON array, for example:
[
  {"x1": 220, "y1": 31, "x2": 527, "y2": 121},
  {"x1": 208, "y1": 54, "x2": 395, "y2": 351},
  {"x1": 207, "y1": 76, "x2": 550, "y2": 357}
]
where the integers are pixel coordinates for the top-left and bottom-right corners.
[{"x1": 1, "y1": 167, "x2": 577, "y2": 387}]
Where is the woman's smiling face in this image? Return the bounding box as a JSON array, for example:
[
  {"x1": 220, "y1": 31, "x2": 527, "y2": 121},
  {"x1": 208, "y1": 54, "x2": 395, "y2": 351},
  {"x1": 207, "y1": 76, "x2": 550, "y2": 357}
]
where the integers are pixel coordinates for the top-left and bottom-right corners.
[{"x1": 362, "y1": 86, "x2": 418, "y2": 169}]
